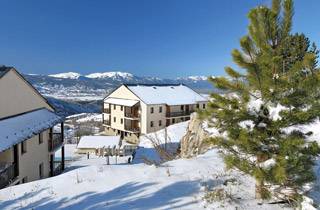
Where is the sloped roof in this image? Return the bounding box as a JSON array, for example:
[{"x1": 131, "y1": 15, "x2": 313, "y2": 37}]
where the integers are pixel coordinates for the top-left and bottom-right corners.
[
  {"x1": 0, "y1": 108, "x2": 63, "y2": 152},
  {"x1": 104, "y1": 97, "x2": 139, "y2": 106},
  {"x1": 77, "y1": 136, "x2": 120, "y2": 149},
  {"x1": 126, "y1": 84, "x2": 207, "y2": 105},
  {"x1": 0, "y1": 66, "x2": 56, "y2": 111}
]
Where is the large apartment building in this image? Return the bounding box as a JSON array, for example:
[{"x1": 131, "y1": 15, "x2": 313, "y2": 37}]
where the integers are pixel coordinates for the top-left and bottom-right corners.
[
  {"x1": 103, "y1": 84, "x2": 208, "y2": 143},
  {"x1": 0, "y1": 67, "x2": 65, "y2": 189}
]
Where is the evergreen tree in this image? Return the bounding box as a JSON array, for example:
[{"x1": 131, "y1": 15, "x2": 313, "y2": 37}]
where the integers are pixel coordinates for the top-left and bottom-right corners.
[{"x1": 202, "y1": 0, "x2": 320, "y2": 203}]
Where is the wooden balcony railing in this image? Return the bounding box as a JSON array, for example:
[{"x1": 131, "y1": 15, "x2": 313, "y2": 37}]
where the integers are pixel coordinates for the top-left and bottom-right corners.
[
  {"x1": 0, "y1": 163, "x2": 17, "y2": 189},
  {"x1": 49, "y1": 133, "x2": 63, "y2": 152},
  {"x1": 166, "y1": 110, "x2": 194, "y2": 118}
]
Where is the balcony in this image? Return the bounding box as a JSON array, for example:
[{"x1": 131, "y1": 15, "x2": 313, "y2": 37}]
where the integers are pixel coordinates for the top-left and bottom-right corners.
[
  {"x1": 49, "y1": 133, "x2": 63, "y2": 152},
  {"x1": 104, "y1": 108, "x2": 110, "y2": 114},
  {"x1": 0, "y1": 163, "x2": 17, "y2": 189},
  {"x1": 124, "y1": 112, "x2": 139, "y2": 119},
  {"x1": 166, "y1": 110, "x2": 194, "y2": 118},
  {"x1": 103, "y1": 120, "x2": 111, "y2": 126},
  {"x1": 124, "y1": 125, "x2": 140, "y2": 133}
]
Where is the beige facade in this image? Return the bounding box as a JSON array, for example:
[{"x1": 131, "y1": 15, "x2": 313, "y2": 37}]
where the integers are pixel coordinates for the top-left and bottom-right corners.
[
  {"x1": 0, "y1": 67, "x2": 64, "y2": 189},
  {"x1": 103, "y1": 84, "x2": 208, "y2": 143},
  {"x1": 18, "y1": 130, "x2": 51, "y2": 182}
]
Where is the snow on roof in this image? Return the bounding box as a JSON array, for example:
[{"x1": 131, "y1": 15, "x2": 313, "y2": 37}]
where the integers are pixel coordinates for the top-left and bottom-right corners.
[
  {"x1": 104, "y1": 97, "x2": 139, "y2": 107},
  {"x1": 127, "y1": 84, "x2": 207, "y2": 105},
  {"x1": 0, "y1": 108, "x2": 63, "y2": 152},
  {"x1": 77, "y1": 136, "x2": 121, "y2": 149}
]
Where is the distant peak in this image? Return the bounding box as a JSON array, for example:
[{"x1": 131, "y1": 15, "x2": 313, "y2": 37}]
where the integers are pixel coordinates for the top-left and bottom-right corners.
[
  {"x1": 48, "y1": 72, "x2": 82, "y2": 79},
  {"x1": 85, "y1": 71, "x2": 133, "y2": 79},
  {"x1": 177, "y1": 76, "x2": 208, "y2": 81}
]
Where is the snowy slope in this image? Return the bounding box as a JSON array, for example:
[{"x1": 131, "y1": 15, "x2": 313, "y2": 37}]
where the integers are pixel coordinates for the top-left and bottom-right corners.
[
  {"x1": 0, "y1": 122, "x2": 290, "y2": 210},
  {"x1": 0, "y1": 149, "x2": 289, "y2": 210}
]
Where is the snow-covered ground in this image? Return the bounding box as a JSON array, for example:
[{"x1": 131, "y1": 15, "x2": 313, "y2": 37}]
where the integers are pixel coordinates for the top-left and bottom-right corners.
[
  {"x1": 0, "y1": 122, "x2": 293, "y2": 210},
  {"x1": 0, "y1": 150, "x2": 289, "y2": 210},
  {"x1": 135, "y1": 121, "x2": 188, "y2": 164}
]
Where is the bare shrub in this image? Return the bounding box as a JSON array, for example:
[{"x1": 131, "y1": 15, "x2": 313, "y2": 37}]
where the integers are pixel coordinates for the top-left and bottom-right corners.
[
  {"x1": 204, "y1": 188, "x2": 234, "y2": 203},
  {"x1": 144, "y1": 127, "x2": 179, "y2": 164}
]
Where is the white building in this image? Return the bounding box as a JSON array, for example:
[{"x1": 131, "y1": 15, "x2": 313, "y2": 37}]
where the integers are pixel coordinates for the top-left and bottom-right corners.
[{"x1": 103, "y1": 84, "x2": 208, "y2": 143}]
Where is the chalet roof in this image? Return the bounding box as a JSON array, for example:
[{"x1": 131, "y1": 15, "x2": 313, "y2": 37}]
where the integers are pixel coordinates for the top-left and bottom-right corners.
[
  {"x1": 126, "y1": 84, "x2": 207, "y2": 105},
  {"x1": 0, "y1": 108, "x2": 63, "y2": 153},
  {"x1": 104, "y1": 97, "x2": 139, "y2": 107},
  {"x1": 77, "y1": 136, "x2": 121, "y2": 149}
]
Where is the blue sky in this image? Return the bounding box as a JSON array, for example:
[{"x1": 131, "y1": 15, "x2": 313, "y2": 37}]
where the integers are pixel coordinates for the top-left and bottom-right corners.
[{"x1": 0, "y1": 0, "x2": 319, "y2": 78}]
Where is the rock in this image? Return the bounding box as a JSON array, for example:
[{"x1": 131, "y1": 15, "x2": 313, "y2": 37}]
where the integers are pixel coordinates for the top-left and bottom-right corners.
[{"x1": 180, "y1": 113, "x2": 211, "y2": 158}]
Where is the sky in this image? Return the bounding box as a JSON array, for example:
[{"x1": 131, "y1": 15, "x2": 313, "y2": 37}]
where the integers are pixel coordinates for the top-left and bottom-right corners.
[{"x1": 0, "y1": 0, "x2": 319, "y2": 78}]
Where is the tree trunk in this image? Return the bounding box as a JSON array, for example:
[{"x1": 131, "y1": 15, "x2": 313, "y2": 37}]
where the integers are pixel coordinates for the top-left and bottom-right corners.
[{"x1": 255, "y1": 180, "x2": 263, "y2": 199}]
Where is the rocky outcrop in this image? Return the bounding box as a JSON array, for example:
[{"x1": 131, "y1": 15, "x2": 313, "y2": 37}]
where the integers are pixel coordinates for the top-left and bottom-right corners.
[{"x1": 180, "y1": 113, "x2": 212, "y2": 158}]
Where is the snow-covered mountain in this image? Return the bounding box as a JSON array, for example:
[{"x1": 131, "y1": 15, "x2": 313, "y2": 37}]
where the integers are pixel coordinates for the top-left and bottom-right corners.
[
  {"x1": 85, "y1": 72, "x2": 133, "y2": 80},
  {"x1": 24, "y1": 71, "x2": 215, "y2": 102},
  {"x1": 48, "y1": 72, "x2": 82, "y2": 79}
]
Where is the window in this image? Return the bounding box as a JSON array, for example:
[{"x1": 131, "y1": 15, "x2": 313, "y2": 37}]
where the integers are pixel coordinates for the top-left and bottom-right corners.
[
  {"x1": 121, "y1": 106, "x2": 123, "y2": 111},
  {"x1": 114, "y1": 104, "x2": 116, "y2": 110},
  {"x1": 121, "y1": 118, "x2": 123, "y2": 124},
  {"x1": 114, "y1": 117, "x2": 116, "y2": 123},
  {"x1": 150, "y1": 121, "x2": 154, "y2": 127},
  {"x1": 22, "y1": 176, "x2": 28, "y2": 184},
  {"x1": 203, "y1": 104, "x2": 206, "y2": 109},
  {"x1": 39, "y1": 163, "x2": 44, "y2": 179},
  {"x1": 159, "y1": 106, "x2": 162, "y2": 113},
  {"x1": 181, "y1": 105, "x2": 184, "y2": 110},
  {"x1": 21, "y1": 141, "x2": 27, "y2": 154},
  {"x1": 196, "y1": 104, "x2": 200, "y2": 109},
  {"x1": 172, "y1": 118, "x2": 175, "y2": 124},
  {"x1": 150, "y1": 107, "x2": 154, "y2": 114},
  {"x1": 125, "y1": 132, "x2": 128, "y2": 137},
  {"x1": 159, "y1": 120, "x2": 162, "y2": 126},
  {"x1": 180, "y1": 117, "x2": 184, "y2": 121},
  {"x1": 39, "y1": 132, "x2": 43, "y2": 144}
]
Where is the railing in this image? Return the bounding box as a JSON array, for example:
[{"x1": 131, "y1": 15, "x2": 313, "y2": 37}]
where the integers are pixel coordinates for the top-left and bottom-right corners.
[
  {"x1": 103, "y1": 120, "x2": 111, "y2": 126},
  {"x1": 49, "y1": 133, "x2": 63, "y2": 152},
  {"x1": 124, "y1": 112, "x2": 139, "y2": 119},
  {"x1": 53, "y1": 162, "x2": 62, "y2": 176},
  {"x1": 104, "y1": 108, "x2": 110, "y2": 114},
  {"x1": 0, "y1": 163, "x2": 16, "y2": 189},
  {"x1": 166, "y1": 110, "x2": 194, "y2": 118},
  {"x1": 124, "y1": 125, "x2": 140, "y2": 133}
]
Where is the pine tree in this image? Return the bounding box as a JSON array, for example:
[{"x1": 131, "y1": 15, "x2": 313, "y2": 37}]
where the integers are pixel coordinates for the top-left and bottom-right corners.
[{"x1": 202, "y1": 0, "x2": 320, "y2": 204}]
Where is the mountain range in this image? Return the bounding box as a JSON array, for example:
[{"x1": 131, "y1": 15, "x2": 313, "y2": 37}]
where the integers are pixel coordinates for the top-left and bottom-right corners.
[{"x1": 24, "y1": 71, "x2": 214, "y2": 101}]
